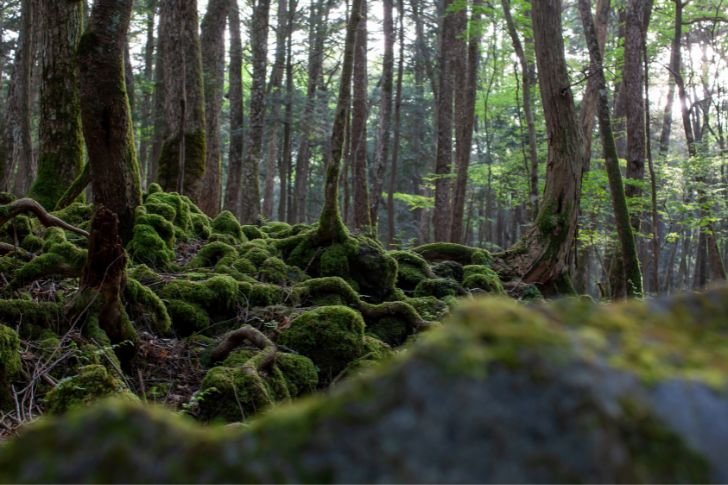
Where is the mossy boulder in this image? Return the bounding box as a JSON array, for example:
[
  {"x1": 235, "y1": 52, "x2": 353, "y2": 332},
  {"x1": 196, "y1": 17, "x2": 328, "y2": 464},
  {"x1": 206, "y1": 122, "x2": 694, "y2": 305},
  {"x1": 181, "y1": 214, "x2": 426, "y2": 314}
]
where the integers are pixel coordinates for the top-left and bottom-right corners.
[
  {"x1": 462, "y1": 265, "x2": 504, "y2": 294},
  {"x1": 165, "y1": 300, "x2": 209, "y2": 336},
  {"x1": 413, "y1": 278, "x2": 465, "y2": 299},
  {"x1": 211, "y1": 211, "x2": 245, "y2": 244},
  {"x1": 188, "y1": 241, "x2": 238, "y2": 269},
  {"x1": 4, "y1": 288, "x2": 728, "y2": 482},
  {"x1": 277, "y1": 306, "x2": 366, "y2": 382},
  {"x1": 414, "y1": 242, "x2": 492, "y2": 266},
  {"x1": 144, "y1": 191, "x2": 193, "y2": 235},
  {"x1": 432, "y1": 260, "x2": 464, "y2": 282},
  {"x1": 43, "y1": 365, "x2": 135, "y2": 415},
  {"x1": 390, "y1": 250, "x2": 433, "y2": 292},
  {"x1": 127, "y1": 223, "x2": 175, "y2": 269},
  {"x1": 259, "y1": 257, "x2": 289, "y2": 285},
  {"x1": 160, "y1": 275, "x2": 241, "y2": 322},
  {"x1": 0, "y1": 324, "x2": 21, "y2": 408},
  {"x1": 124, "y1": 278, "x2": 172, "y2": 334}
]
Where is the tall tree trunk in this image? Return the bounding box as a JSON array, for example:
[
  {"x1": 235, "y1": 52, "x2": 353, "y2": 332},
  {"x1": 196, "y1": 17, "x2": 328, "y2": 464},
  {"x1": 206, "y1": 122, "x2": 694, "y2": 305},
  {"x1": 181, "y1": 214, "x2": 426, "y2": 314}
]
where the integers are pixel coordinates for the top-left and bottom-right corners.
[
  {"x1": 0, "y1": 0, "x2": 34, "y2": 196},
  {"x1": 432, "y1": 0, "x2": 456, "y2": 242},
  {"x1": 240, "y1": 0, "x2": 271, "y2": 224},
  {"x1": 292, "y1": 0, "x2": 330, "y2": 223},
  {"x1": 78, "y1": 0, "x2": 142, "y2": 242},
  {"x1": 199, "y1": 0, "x2": 231, "y2": 216},
  {"x1": 502, "y1": 0, "x2": 539, "y2": 220},
  {"x1": 350, "y1": 0, "x2": 370, "y2": 229},
  {"x1": 223, "y1": 2, "x2": 244, "y2": 216},
  {"x1": 147, "y1": 12, "x2": 165, "y2": 188},
  {"x1": 496, "y1": 0, "x2": 588, "y2": 296},
  {"x1": 29, "y1": 0, "x2": 84, "y2": 210},
  {"x1": 137, "y1": 0, "x2": 157, "y2": 189},
  {"x1": 278, "y1": 0, "x2": 297, "y2": 221},
  {"x1": 450, "y1": 0, "x2": 482, "y2": 243},
  {"x1": 369, "y1": 0, "x2": 393, "y2": 226},
  {"x1": 157, "y1": 0, "x2": 207, "y2": 203},
  {"x1": 317, "y1": 0, "x2": 363, "y2": 244},
  {"x1": 578, "y1": 0, "x2": 643, "y2": 297},
  {"x1": 386, "y1": 0, "x2": 405, "y2": 247}
]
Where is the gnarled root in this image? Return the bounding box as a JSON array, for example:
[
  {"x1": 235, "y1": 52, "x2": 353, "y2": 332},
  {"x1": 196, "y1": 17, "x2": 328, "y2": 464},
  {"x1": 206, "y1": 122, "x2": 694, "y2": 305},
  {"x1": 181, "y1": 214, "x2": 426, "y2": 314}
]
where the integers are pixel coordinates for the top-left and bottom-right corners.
[{"x1": 0, "y1": 198, "x2": 89, "y2": 237}]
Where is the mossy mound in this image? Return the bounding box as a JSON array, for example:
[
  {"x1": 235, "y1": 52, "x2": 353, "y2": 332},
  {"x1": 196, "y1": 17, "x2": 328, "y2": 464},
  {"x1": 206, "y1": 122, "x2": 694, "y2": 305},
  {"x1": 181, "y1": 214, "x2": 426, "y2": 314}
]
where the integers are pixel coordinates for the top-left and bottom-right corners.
[
  {"x1": 3, "y1": 287, "x2": 728, "y2": 482},
  {"x1": 413, "y1": 242, "x2": 492, "y2": 266},
  {"x1": 462, "y1": 265, "x2": 505, "y2": 294},
  {"x1": 390, "y1": 250, "x2": 433, "y2": 293},
  {"x1": 0, "y1": 324, "x2": 21, "y2": 408},
  {"x1": 277, "y1": 306, "x2": 366, "y2": 382},
  {"x1": 160, "y1": 275, "x2": 241, "y2": 331},
  {"x1": 414, "y1": 277, "x2": 465, "y2": 299},
  {"x1": 211, "y1": 211, "x2": 246, "y2": 244},
  {"x1": 188, "y1": 241, "x2": 238, "y2": 269},
  {"x1": 43, "y1": 365, "x2": 136, "y2": 415},
  {"x1": 124, "y1": 278, "x2": 172, "y2": 334}
]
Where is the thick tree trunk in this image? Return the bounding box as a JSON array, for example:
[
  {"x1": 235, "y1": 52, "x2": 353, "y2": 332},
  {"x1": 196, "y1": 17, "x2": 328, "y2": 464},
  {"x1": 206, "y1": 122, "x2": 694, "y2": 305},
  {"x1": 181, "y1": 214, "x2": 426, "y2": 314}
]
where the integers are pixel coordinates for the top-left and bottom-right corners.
[
  {"x1": 432, "y1": 0, "x2": 456, "y2": 242},
  {"x1": 350, "y1": 0, "x2": 370, "y2": 230},
  {"x1": 317, "y1": 0, "x2": 363, "y2": 244},
  {"x1": 278, "y1": 0, "x2": 297, "y2": 221},
  {"x1": 369, "y1": 0, "x2": 393, "y2": 226},
  {"x1": 240, "y1": 0, "x2": 271, "y2": 224},
  {"x1": 386, "y1": 0, "x2": 405, "y2": 247},
  {"x1": 78, "y1": 0, "x2": 142, "y2": 243},
  {"x1": 495, "y1": 0, "x2": 588, "y2": 296},
  {"x1": 28, "y1": 0, "x2": 84, "y2": 210},
  {"x1": 157, "y1": 0, "x2": 207, "y2": 203},
  {"x1": 0, "y1": 0, "x2": 34, "y2": 196},
  {"x1": 450, "y1": 0, "x2": 482, "y2": 243},
  {"x1": 199, "y1": 0, "x2": 231, "y2": 216},
  {"x1": 147, "y1": 16, "x2": 165, "y2": 188},
  {"x1": 578, "y1": 0, "x2": 643, "y2": 297},
  {"x1": 223, "y1": 2, "x2": 244, "y2": 216},
  {"x1": 137, "y1": 0, "x2": 157, "y2": 189}
]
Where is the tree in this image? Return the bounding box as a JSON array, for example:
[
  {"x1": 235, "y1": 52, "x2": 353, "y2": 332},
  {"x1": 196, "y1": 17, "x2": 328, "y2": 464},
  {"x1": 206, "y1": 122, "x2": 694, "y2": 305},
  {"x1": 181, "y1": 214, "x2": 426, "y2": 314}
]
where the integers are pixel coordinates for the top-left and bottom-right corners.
[
  {"x1": 350, "y1": 0, "x2": 370, "y2": 230},
  {"x1": 156, "y1": 0, "x2": 207, "y2": 203},
  {"x1": 28, "y1": 0, "x2": 84, "y2": 210},
  {"x1": 496, "y1": 0, "x2": 588, "y2": 295},
  {"x1": 199, "y1": 0, "x2": 231, "y2": 215},
  {"x1": 77, "y1": 0, "x2": 142, "y2": 242},
  {"x1": 578, "y1": 0, "x2": 644, "y2": 297},
  {"x1": 240, "y1": 0, "x2": 271, "y2": 224},
  {"x1": 223, "y1": 1, "x2": 245, "y2": 216}
]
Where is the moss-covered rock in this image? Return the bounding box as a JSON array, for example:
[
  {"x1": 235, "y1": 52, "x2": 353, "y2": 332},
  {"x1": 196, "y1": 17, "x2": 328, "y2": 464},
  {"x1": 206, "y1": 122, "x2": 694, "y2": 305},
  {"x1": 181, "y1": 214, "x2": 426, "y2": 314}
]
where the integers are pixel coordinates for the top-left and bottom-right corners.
[
  {"x1": 278, "y1": 306, "x2": 366, "y2": 382},
  {"x1": 124, "y1": 278, "x2": 172, "y2": 334},
  {"x1": 160, "y1": 275, "x2": 241, "y2": 323},
  {"x1": 10, "y1": 240, "x2": 87, "y2": 289},
  {"x1": 413, "y1": 278, "x2": 465, "y2": 299},
  {"x1": 195, "y1": 365, "x2": 275, "y2": 422},
  {"x1": 211, "y1": 211, "x2": 245, "y2": 244},
  {"x1": 390, "y1": 250, "x2": 433, "y2": 292},
  {"x1": 406, "y1": 296, "x2": 450, "y2": 321},
  {"x1": 432, "y1": 260, "x2": 464, "y2": 282},
  {"x1": 462, "y1": 265, "x2": 504, "y2": 294},
  {"x1": 414, "y1": 242, "x2": 492, "y2": 266},
  {"x1": 165, "y1": 299, "x2": 210, "y2": 336},
  {"x1": 43, "y1": 365, "x2": 135, "y2": 415},
  {"x1": 242, "y1": 225, "x2": 265, "y2": 240},
  {"x1": 291, "y1": 277, "x2": 360, "y2": 307},
  {"x1": 127, "y1": 223, "x2": 175, "y2": 269},
  {"x1": 276, "y1": 353, "x2": 318, "y2": 397},
  {"x1": 259, "y1": 257, "x2": 288, "y2": 285},
  {"x1": 144, "y1": 191, "x2": 193, "y2": 235},
  {"x1": 0, "y1": 324, "x2": 21, "y2": 408},
  {"x1": 188, "y1": 241, "x2": 237, "y2": 269}
]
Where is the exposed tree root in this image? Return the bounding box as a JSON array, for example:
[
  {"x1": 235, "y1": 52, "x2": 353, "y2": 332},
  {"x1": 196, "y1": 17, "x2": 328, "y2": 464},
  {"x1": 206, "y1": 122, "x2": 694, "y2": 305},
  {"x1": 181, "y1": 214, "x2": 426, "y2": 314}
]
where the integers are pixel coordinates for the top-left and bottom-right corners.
[
  {"x1": 210, "y1": 325, "x2": 277, "y2": 366},
  {"x1": 0, "y1": 198, "x2": 89, "y2": 237}
]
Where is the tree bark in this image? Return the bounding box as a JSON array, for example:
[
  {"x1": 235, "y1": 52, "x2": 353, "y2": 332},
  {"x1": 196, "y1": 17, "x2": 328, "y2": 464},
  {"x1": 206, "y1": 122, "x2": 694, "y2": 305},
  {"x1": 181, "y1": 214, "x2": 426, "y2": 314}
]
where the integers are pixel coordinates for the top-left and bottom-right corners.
[
  {"x1": 157, "y1": 0, "x2": 207, "y2": 203},
  {"x1": 386, "y1": 0, "x2": 405, "y2": 247},
  {"x1": 450, "y1": 0, "x2": 482, "y2": 243},
  {"x1": 578, "y1": 0, "x2": 643, "y2": 297},
  {"x1": 223, "y1": 1, "x2": 244, "y2": 216},
  {"x1": 350, "y1": 0, "x2": 370, "y2": 230},
  {"x1": 28, "y1": 0, "x2": 84, "y2": 210},
  {"x1": 239, "y1": 0, "x2": 271, "y2": 224},
  {"x1": 137, "y1": 0, "x2": 157, "y2": 189},
  {"x1": 199, "y1": 0, "x2": 231, "y2": 216},
  {"x1": 317, "y1": 0, "x2": 363, "y2": 244},
  {"x1": 78, "y1": 0, "x2": 142, "y2": 243},
  {"x1": 278, "y1": 0, "x2": 297, "y2": 221}
]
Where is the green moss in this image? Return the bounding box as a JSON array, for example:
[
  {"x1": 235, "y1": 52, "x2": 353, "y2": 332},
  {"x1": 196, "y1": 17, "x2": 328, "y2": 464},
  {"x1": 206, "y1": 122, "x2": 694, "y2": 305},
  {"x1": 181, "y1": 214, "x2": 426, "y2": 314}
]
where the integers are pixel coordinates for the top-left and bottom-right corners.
[
  {"x1": 0, "y1": 324, "x2": 21, "y2": 377},
  {"x1": 462, "y1": 266, "x2": 504, "y2": 294},
  {"x1": 239, "y1": 244, "x2": 272, "y2": 267},
  {"x1": 432, "y1": 260, "x2": 464, "y2": 282},
  {"x1": 190, "y1": 213, "x2": 212, "y2": 239},
  {"x1": 20, "y1": 234, "x2": 44, "y2": 252},
  {"x1": 414, "y1": 278, "x2": 464, "y2": 299},
  {"x1": 143, "y1": 201, "x2": 177, "y2": 222},
  {"x1": 156, "y1": 131, "x2": 206, "y2": 201},
  {"x1": 165, "y1": 300, "x2": 210, "y2": 336},
  {"x1": 278, "y1": 306, "x2": 366, "y2": 382},
  {"x1": 414, "y1": 242, "x2": 492, "y2": 266},
  {"x1": 406, "y1": 296, "x2": 449, "y2": 321},
  {"x1": 390, "y1": 250, "x2": 432, "y2": 292},
  {"x1": 348, "y1": 236, "x2": 398, "y2": 301},
  {"x1": 242, "y1": 225, "x2": 266, "y2": 240},
  {"x1": 128, "y1": 264, "x2": 164, "y2": 287},
  {"x1": 127, "y1": 224, "x2": 175, "y2": 269},
  {"x1": 276, "y1": 353, "x2": 319, "y2": 397},
  {"x1": 145, "y1": 191, "x2": 192, "y2": 234},
  {"x1": 261, "y1": 222, "x2": 292, "y2": 238},
  {"x1": 366, "y1": 316, "x2": 409, "y2": 347},
  {"x1": 0, "y1": 214, "x2": 32, "y2": 243},
  {"x1": 124, "y1": 278, "x2": 172, "y2": 334},
  {"x1": 189, "y1": 241, "x2": 237, "y2": 269},
  {"x1": 0, "y1": 300, "x2": 62, "y2": 335},
  {"x1": 136, "y1": 213, "x2": 176, "y2": 248},
  {"x1": 29, "y1": 144, "x2": 84, "y2": 211},
  {"x1": 44, "y1": 365, "x2": 135, "y2": 415},
  {"x1": 259, "y1": 257, "x2": 288, "y2": 285},
  {"x1": 245, "y1": 282, "x2": 286, "y2": 307},
  {"x1": 11, "y1": 241, "x2": 87, "y2": 289},
  {"x1": 292, "y1": 277, "x2": 360, "y2": 307},
  {"x1": 195, "y1": 365, "x2": 273, "y2": 422},
  {"x1": 50, "y1": 202, "x2": 93, "y2": 229},
  {"x1": 211, "y1": 211, "x2": 245, "y2": 243},
  {"x1": 319, "y1": 242, "x2": 354, "y2": 277}
]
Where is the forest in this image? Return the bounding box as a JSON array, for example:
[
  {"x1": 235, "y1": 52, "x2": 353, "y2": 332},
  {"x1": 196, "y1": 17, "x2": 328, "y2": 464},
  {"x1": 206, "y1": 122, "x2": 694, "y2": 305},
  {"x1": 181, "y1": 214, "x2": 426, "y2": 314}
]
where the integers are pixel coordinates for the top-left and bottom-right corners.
[{"x1": 0, "y1": 0, "x2": 727, "y2": 482}]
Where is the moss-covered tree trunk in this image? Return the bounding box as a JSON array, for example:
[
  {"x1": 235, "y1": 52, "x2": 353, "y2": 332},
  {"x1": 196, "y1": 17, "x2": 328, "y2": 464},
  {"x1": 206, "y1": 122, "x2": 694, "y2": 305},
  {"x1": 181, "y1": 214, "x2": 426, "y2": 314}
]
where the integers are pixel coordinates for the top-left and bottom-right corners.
[
  {"x1": 199, "y1": 0, "x2": 231, "y2": 216},
  {"x1": 0, "y1": 0, "x2": 34, "y2": 195},
  {"x1": 578, "y1": 0, "x2": 643, "y2": 297},
  {"x1": 317, "y1": 0, "x2": 363, "y2": 244},
  {"x1": 350, "y1": 0, "x2": 370, "y2": 230},
  {"x1": 223, "y1": 2, "x2": 244, "y2": 217},
  {"x1": 28, "y1": 0, "x2": 84, "y2": 210},
  {"x1": 78, "y1": 0, "x2": 142, "y2": 242},
  {"x1": 496, "y1": 0, "x2": 587, "y2": 296},
  {"x1": 157, "y1": 0, "x2": 207, "y2": 203},
  {"x1": 239, "y1": 0, "x2": 270, "y2": 224}
]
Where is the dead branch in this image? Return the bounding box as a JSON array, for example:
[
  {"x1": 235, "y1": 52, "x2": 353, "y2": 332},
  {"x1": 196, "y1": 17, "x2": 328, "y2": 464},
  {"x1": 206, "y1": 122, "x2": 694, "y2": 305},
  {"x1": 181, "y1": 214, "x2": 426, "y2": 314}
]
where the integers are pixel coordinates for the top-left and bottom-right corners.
[{"x1": 0, "y1": 198, "x2": 89, "y2": 237}]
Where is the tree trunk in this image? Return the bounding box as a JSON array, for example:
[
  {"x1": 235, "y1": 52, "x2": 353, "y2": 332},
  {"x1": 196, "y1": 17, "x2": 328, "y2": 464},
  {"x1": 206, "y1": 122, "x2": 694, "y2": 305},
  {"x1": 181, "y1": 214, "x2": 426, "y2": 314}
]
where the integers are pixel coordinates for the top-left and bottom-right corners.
[
  {"x1": 369, "y1": 0, "x2": 394, "y2": 226},
  {"x1": 137, "y1": 0, "x2": 157, "y2": 189},
  {"x1": 223, "y1": 2, "x2": 244, "y2": 216},
  {"x1": 432, "y1": 0, "x2": 456, "y2": 242},
  {"x1": 578, "y1": 0, "x2": 643, "y2": 297},
  {"x1": 317, "y1": 0, "x2": 363, "y2": 244},
  {"x1": 157, "y1": 0, "x2": 206, "y2": 203},
  {"x1": 199, "y1": 0, "x2": 231, "y2": 216},
  {"x1": 349, "y1": 0, "x2": 370, "y2": 230},
  {"x1": 239, "y1": 0, "x2": 270, "y2": 224},
  {"x1": 278, "y1": 0, "x2": 297, "y2": 222},
  {"x1": 78, "y1": 0, "x2": 142, "y2": 243},
  {"x1": 28, "y1": 0, "x2": 84, "y2": 210},
  {"x1": 495, "y1": 0, "x2": 588, "y2": 296},
  {"x1": 0, "y1": 0, "x2": 34, "y2": 196},
  {"x1": 450, "y1": 0, "x2": 482, "y2": 243},
  {"x1": 386, "y1": 0, "x2": 405, "y2": 247}
]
